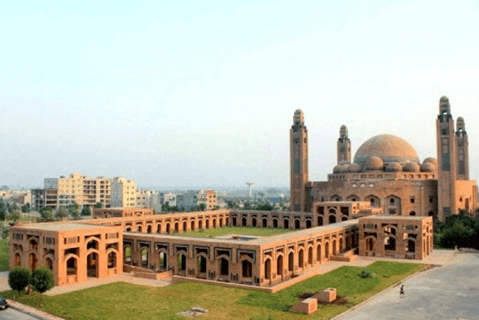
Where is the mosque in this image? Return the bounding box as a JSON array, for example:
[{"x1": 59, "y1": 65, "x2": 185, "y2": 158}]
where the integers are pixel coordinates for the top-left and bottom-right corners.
[
  {"x1": 8, "y1": 96, "x2": 470, "y2": 290},
  {"x1": 290, "y1": 96, "x2": 478, "y2": 222}
]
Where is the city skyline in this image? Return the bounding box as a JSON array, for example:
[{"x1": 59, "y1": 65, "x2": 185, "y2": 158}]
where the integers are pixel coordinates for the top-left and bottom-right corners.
[{"x1": 2, "y1": 1, "x2": 479, "y2": 188}]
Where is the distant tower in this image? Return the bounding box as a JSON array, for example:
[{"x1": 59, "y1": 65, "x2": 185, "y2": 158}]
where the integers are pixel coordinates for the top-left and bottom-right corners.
[
  {"x1": 337, "y1": 125, "x2": 351, "y2": 164},
  {"x1": 436, "y1": 96, "x2": 457, "y2": 222},
  {"x1": 456, "y1": 117, "x2": 469, "y2": 180},
  {"x1": 290, "y1": 109, "x2": 308, "y2": 212},
  {"x1": 246, "y1": 182, "x2": 255, "y2": 198}
]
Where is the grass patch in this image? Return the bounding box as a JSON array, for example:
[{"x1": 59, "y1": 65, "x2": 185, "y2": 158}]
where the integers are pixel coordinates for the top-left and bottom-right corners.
[
  {"x1": 1, "y1": 261, "x2": 425, "y2": 320},
  {"x1": 180, "y1": 226, "x2": 291, "y2": 238},
  {"x1": 0, "y1": 238, "x2": 9, "y2": 272}
]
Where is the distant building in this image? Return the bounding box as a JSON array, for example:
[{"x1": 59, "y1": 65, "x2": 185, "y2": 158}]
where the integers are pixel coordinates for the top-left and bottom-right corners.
[
  {"x1": 135, "y1": 189, "x2": 161, "y2": 213},
  {"x1": 43, "y1": 173, "x2": 112, "y2": 210},
  {"x1": 110, "y1": 177, "x2": 136, "y2": 208},
  {"x1": 31, "y1": 189, "x2": 45, "y2": 210},
  {"x1": 197, "y1": 189, "x2": 218, "y2": 210},
  {"x1": 161, "y1": 192, "x2": 177, "y2": 207}
]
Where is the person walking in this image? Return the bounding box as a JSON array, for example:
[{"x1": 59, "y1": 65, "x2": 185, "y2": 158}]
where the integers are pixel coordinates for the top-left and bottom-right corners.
[{"x1": 400, "y1": 285, "x2": 405, "y2": 298}]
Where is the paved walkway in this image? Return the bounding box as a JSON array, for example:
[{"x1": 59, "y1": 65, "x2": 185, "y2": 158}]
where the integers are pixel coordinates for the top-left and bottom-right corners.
[{"x1": 335, "y1": 252, "x2": 479, "y2": 320}]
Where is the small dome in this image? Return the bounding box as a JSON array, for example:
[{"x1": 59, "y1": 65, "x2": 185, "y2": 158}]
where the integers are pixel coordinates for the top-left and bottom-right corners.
[
  {"x1": 423, "y1": 157, "x2": 438, "y2": 167},
  {"x1": 421, "y1": 162, "x2": 436, "y2": 172},
  {"x1": 440, "y1": 96, "x2": 449, "y2": 102},
  {"x1": 403, "y1": 162, "x2": 420, "y2": 172},
  {"x1": 339, "y1": 165, "x2": 349, "y2": 173},
  {"x1": 333, "y1": 165, "x2": 342, "y2": 174},
  {"x1": 348, "y1": 163, "x2": 361, "y2": 173},
  {"x1": 366, "y1": 156, "x2": 384, "y2": 171},
  {"x1": 386, "y1": 162, "x2": 402, "y2": 172}
]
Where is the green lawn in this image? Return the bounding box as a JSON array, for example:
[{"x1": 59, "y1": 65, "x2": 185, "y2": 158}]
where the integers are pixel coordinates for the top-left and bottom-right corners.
[
  {"x1": 1, "y1": 261, "x2": 425, "y2": 320},
  {"x1": 0, "y1": 238, "x2": 9, "y2": 272},
  {"x1": 180, "y1": 226, "x2": 292, "y2": 238}
]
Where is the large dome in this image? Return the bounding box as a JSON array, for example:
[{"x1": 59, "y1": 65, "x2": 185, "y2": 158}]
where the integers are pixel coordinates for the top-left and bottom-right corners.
[{"x1": 353, "y1": 134, "x2": 420, "y2": 167}]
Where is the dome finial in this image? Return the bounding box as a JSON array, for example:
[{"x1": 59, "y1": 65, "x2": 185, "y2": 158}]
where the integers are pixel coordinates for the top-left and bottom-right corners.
[
  {"x1": 340, "y1": 125, "x2": 348, "y2": 138},
  {"x1": 293, "y1": 109, "x2": 305, "y2": 126}
]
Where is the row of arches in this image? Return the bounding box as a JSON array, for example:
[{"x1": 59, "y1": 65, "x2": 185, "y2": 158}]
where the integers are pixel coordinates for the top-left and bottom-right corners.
[{"x1": 125, "y1": 216, "x2": 230, "y2": 234}]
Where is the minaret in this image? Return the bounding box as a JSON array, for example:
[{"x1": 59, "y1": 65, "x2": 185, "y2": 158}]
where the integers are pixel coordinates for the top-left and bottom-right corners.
[
  {"x1": 337, "y1": 125, "x2": 351, "y2": 164},
  {"x1": 290, "y1": 109, "x2": 308, "y2": 212},
  {"x1": 436, "y1": 96, "x2": 457, "y2": 222},
  {"x1": 456, "y1": 117, "x2": 469, "y2": 180}
]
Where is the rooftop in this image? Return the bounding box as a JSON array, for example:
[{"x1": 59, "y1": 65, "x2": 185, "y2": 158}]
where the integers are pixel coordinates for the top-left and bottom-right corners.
[{"x1": 13, "y1": 222, "x2": 109, "y2": 232}]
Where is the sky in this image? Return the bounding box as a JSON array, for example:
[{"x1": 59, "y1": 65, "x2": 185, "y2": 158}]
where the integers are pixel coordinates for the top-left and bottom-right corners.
[{"x1": 1, "y1": 0, "x2": 479, "y2": 189}]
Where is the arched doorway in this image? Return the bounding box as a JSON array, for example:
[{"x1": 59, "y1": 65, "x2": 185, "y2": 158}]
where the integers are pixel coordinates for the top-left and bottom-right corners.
[
  {"x1": 156, "y1": 224, "x2": 162, "y2": 233},
  {"x1": 317, "y1": 216, "x2": 323, "y2": 226},
  {"x1": 141, "y1": 249, "x2": 148, "y2": 268},
  {"x1": 264, "y1": 259, "x2": 271, "y2": 280},
  {"x1": 316, "y1": 244, "x2": 322, "y2": 262},
  {"x1": 242, "y1": 260, "x2": 252, "y2": 278},
  {"x1": 159, "y1": 252, "x2": 167, "y2": 270},
  {"x1": 295, "y1": 219, "x2": 301, "y2": 229},
  {"x1": 277, "y1": 255, "x2": 283, "y2": 276},
  {"x1": 147, "y1": 225, "x2": 152, "y2": 233},
  {"x1": 166, "y1": 223, "x2": 171, "y2": 234},
  {"x1": 87, "y1": 252, "x2": 99, "y2": 277},
  {"x1": 273, "y1": 219, "x2": 278, "y2": 228},
  {"x1": 206, "y1": 220, "x2": 210, "y2": 229},
  {"x1": 107, "y1": 251, "x2": 117, "y2": 269},
  {"x1": 124, "y1": 246, "x2": 132, "y2": 264},
  {"x1": 242, "y1": 217, "x2": 247, "y2": 227},
  {"x1": 175, "y1": 223, "x2": 179, "y2": 233},
  {"x1": 183, "y1": 221, "x2": 187, "y2": 232},
  {"x1": 284, "y1": 219, "x2": 289, "y2": 229},
  {"x1": 288, "y1": 252, "x2": 294, "y2": 272},
  {"x1": 306, "y1": 220, "x2": 312, "y2": 228},
  {"x1": 325, "y1": 242, "x2": 330, "y2": 259},
  {"x1": 178, "y1": 253, "x2": 186, "y2": 272},
  {"x1": 66, "y1": 257, "x2": 77, "y2": 276},
  {"x1": 233, "y1": 217, "x2": 237, "y2": 226},
  {"x1": 262, "y1": 218, "x2": 268, "y2": 228},
  {"x1": 252, "y1": 218, "x2": 257, "y2": 227},
  {"x1": 191, "y1": 221, "x2": 195, "y2": 231},
  {"x1": 28, "y1": 252, "x2": 38, "y2": 271},
  {"x1": 308, "y1": 247, "x2": 313, "y2": 265},
  {"x1": 298, "y1": 249, "x2": 304, "y2": 268},
  {"x1": 213, "y1": 219, "x2": 217, "y2": 228},
  {"x1": 332, "y1": 240, "x2": 337, "y2": 255},
  {"x1": 45, "y1": 257, "x2": 53, "y2": 271},
  {"x1": 198, "y1": 256, "x2": 207, "y2": 274},
  {"x1": 219, "y1": 258, "x2": 229, "y2": 277},
  {"x1": 329, "y1": 215, "x2": 336, "y2": 224}
]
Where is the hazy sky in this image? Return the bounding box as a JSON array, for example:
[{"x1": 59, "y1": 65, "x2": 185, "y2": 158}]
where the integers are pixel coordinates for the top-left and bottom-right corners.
[{"x1": 1, "y1": 0, "x2": 479, "y2": 189}]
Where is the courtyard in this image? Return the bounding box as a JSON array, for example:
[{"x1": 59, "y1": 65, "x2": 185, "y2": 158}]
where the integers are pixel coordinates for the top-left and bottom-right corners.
[{"x1": 178, "y1": 226, "x2": 292, "y2": 238}]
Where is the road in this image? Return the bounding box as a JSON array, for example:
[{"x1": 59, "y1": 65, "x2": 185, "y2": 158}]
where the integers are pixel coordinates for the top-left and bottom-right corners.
[
  {"x1": 0, "y1": 307, "x2": 40, "y2": 320},
  {"x1": 336, "y1": 253, "x2": 479, "y2": 320}
]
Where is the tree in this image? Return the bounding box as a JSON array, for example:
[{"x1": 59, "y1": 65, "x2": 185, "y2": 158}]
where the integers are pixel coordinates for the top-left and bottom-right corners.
[
  {"x1": 21, "y1": 203, "x2": 31, "y2": 213},
  {"x1": 0, "y1": 201, "x2": 5, "y2": 220},
  {"x1": 162, "y1": 202, "x2": 171, "y2": 213},
  {"x1": 198, "y1": 203, "x2": 206, "y2": 211},
  {"x1": 8, "y1": 208, "x2": 21, "y2": 224},
  {"x1": 31, "y1": 267, "x2": 55, "y2": 304},
  {"x1": 1, "y1": 226, "x2": 9, "y2": 239},
  {"x1": 39, "y1": 207, "x2": 54, "y2": 221},
  {"x1": 68, "y1": 203, "x2": 80, "y2": 220},
  {"x1": 8, "y1": 267, "x2": 31, "y2": 296},
  {"x1": 55, "y1": 206, "x2": 69, "y2": 221},
  {"x1": 81, "y1": 206, "x2": 91, "y2": 216},
  {"x1": 94, "y1": 202, "x2": 102, "y2": 208}
]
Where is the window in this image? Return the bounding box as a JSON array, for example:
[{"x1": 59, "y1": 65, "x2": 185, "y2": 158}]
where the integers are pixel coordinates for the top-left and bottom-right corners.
[{"x1": 410, "y1": 197, "x2": 415, "y2": 204}]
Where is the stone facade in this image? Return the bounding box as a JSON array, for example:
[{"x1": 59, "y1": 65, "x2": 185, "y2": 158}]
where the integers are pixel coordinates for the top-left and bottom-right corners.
[{"x1": 358, "y1": 216, "x2": 433, "y2": 260}]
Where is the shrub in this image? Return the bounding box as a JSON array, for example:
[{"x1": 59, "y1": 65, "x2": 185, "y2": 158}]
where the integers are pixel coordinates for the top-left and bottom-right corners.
[
  {"x1": 31, "y1": 267, "x2": 55, "y2": 303},
  {"x1": 358, "y1": 269, "x2": 374, "y2": 278},
  {"x1": 8, "y1": 267, "x2": 31, "y2": 295}
]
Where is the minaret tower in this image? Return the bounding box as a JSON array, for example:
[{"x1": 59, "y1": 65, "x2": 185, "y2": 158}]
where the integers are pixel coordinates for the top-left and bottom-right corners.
[
  {"x1": 456, "y1": 117, "x2": 469, "y2": 180},
  {"x1": 290, "y1": 109, "x2": 308, "y2": 212},
  {"x1": 337, "y1": 125, "x2": 351, "y2": 164},
  {"x1": 436, "y1": 96, "x2": 457, "y2": 222}
]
